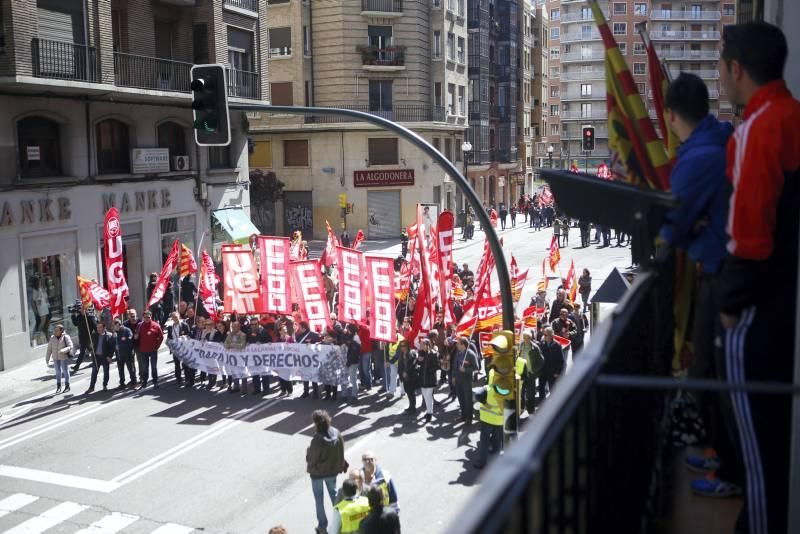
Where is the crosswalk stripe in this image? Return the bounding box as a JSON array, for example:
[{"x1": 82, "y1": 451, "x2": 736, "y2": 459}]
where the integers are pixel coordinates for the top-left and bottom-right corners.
[
  {"x1": 151, "y1": 524, "x2": 195, "y2": 534},
  {"x1": 4, "y1": 501, "x2": 89, "y2": 534},
  {"x1": 0, "y1": 494, "x2": 39, "y2": 518},
  {"x1": 74, "y1": 512, "x2": 140, "y2": 533}
]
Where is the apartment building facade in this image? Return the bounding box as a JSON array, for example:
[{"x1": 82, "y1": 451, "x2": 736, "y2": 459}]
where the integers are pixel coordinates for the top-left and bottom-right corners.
[
  {"x1": 534, "y1": 0, "x2": 734, "y2": 172},
  {"x1": 249, "y1": 0, "x2": 468, "y2": 240},
  {"x1": 0, "y1": 0, "x2": 269, "y2": 369}
]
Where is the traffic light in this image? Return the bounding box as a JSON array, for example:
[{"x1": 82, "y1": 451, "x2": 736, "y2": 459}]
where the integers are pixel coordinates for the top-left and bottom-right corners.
[
  {"x1": 582, "y1": 125, "x2": 595, "y2": 152},
  {"x1": 488, "y1": 330, "x2": 516, "y2": 400},
  {"x1": 338, "y1": 193, "x2": 348, "y2": 208},
  {"x1": 190, "y1": 64, "x2": 231, "y2": 146}
]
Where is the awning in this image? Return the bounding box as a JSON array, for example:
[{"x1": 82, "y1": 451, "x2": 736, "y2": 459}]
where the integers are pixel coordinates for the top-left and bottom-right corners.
[{"x1": 212, "y1": 208, "x2": 260, "y2": 244}]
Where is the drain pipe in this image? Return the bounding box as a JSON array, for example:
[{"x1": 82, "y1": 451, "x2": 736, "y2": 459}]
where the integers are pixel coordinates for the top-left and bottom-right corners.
[{"x1": 308, "y1": 0, "x2": 315, "y2": 105}]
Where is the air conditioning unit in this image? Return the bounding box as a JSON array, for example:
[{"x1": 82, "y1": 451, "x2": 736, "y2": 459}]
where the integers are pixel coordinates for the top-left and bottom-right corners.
[{"x1": 172, "y1": 155, "x2": 190, "y2": 171}]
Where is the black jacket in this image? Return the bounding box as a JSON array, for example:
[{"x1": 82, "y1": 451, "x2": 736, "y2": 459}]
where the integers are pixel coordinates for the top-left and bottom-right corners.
[
  {"x1": 71, "y1": 312, "x2": 97, "y2": 345},
  {"x1": 306, "y1": 426, "x2": 345, "y2": 479},
  {"x1": 418, "y1": 350, "x2": 440, "y2": 388},
  {"x1": 540, "y1": 339, "x2": 565, "y2": 377},
  {"x1": 166, "y1": 321, "x2": 190, "y2": 341},
  {"x1": 346, "y1": 339, "x2": 361, "y2": 366},
  {"x1": 398, "y1": 349, "x2": 419, "y2": 385},
  {"x1": 549, "y1": 298, "x2": 573, "y2": 323},
  {"x1": 91, "y1": 330, "x2": 117, "y2": 360}
]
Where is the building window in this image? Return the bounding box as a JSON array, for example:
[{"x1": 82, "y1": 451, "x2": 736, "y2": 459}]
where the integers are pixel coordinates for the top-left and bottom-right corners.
[
  {"x1": 26, "y1": 254, "x2": 78, "y2": 347},
  {"x1": 613, "y1": 2, "x2": 627, "y2": 15},
  {"x1": 550, "y1": 66, "x2": 559, "y2": 78},
  {"x1": 228, "y1": 27, "x2": 254, "y2": 71},
  {"x1": 432, "y1": 137, "x2": 441, "y2": 152},
  {"x1": 18, "y1": 116, "x2": 62, "y2": 178},
  {"x1": 368, "y1": 25, "x2": 393, "y2": 50},
  {"x1": 444, "y1": 138, "x2": 452, "y2": 162},
  {"x1": 550, "y1": 47, "x2": 559, "y2": 59},
  {"x1": 209, "y1": 146, "x2": 231, "y2": 169},
  {"x1": 455, "y1": 138, "x2": 462, "y2": 161},
  {"x1": 250, "y1": 140, "x2": 272, "y2": 168},
  {"x1": 157, "y1": 121, "x2": 187, "y2": 170},
  {"x1": 457, "y1": 37, "x2": 465, "y2": 63},
  {"x1": 723, "y1": 3, "x2": 735, "y2": 16},
  {"x1": 581, "y1": 102, "x2": 592, "y2": 117},
  {"x1": 550, "y1": 27, "x2": 559, "y2": 39},
  {"x1": 433, "y1": 0, "x2": 441, "y2": 7},
  {"x1": 283, "y1": 140, "x2": 309, "y2": 167},
  {"x1": 447, "y1": 83, "x2": 456, "y2": 114},
  {"x1": 581, "y1": 83, "x2": 592, "y2": 96},
  {"x1": 303, "y1": 25, "x2": 310, "y2": 55},
  {"x1": 633, "y1": 62, "x2": 646, "y2": 75},
  {"x1": 550, "y1": 8, "x2": 559, "y2": 20},
  {"x1": 447, "y1": 32, "x2": 456, "y2": 60},
  {"x1": 613, "y1": 23, "x2": 626, "y2": 35},
  {"x1": 618, "y1": 42, "x2": 627, "y2": 55},
  {"x1": 634, "y1": 3, "x2": 647, "y2": 15},
  {"x1": 433, "y1": 30, "x2": 441, "y2": 59},
  {"x1": 458, "y1": 85, "x2": 466, "y2": 115},
  {"x1": 193, "y1": 24, "x2": 209, "y2": 64},
  {"x1": 369, "y1": 80, "x2": 393, "y2": 112},
  {"x1": 550, "y1": 104, "x2": 559, "y2": 116},
  {"x1": 368, "y1": 138, "x2": 398, "y2": 165},
  {"x1": 550, "y1": 124, "x2": 559, "y2": 136},
  {"x1": 268, "y1": 27, "x2": 292, "y2": 57},
  {"x1": 634, "y1": 42, "x2": 646, "y2": 55},
  {"x1": 434, "y1": 82, "x2": 442, "y2": 107},
  {"x1": 96, "y1": 119, "x2": 130, "y2": 175},
  {"x1": 270, "y1": 82, "x2": 294, "y2": 105},
  {"x1": 550, "y1": 87, "x2": 560, "y2": 97}
]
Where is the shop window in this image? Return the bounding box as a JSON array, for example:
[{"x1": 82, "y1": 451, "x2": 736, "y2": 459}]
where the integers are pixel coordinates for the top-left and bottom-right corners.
[
  {"x1": 96, "y1": 118, "x2": 130, "y2": 174},
  {"x1": 250, "y1": 140, "x2": 272, "y2": 168},
  {"x1": 26, "y1": 254, "x2": 77, "y2": 347},
  {"x1": 270, "y1": 82, "x2": 294, "y2": 106},
  {"x1": 157, "y1": 121, "x2": 187, "y2": 170},
  {"x1": 209, "y1": 146, "x2": 231, "y2": 169},
  {"x1": 18, "y1": 116, "x2": 62, "y2": 178},
  {"x1": 284, "y1": 139, "x2": 309, "y2": 167},
  {"x1": 368, "y1": 138, "x2": 398, "y2": 165},
  {"x1": 160, "y1": 215, "x2": 195, "y2": 307}
]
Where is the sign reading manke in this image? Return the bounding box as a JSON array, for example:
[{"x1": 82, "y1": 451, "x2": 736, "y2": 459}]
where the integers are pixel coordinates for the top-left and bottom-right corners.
[{"x1": 353, "y1": 169, "x2": 414, "y2": 188}]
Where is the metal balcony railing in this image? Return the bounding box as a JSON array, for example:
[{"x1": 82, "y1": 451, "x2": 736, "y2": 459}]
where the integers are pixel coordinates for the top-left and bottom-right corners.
[
  {"x1": 650, "y1": 9, "x2": 722, "y2": 20},
  {"x1": 561, "y1": 31, "x2": 602, "y2": 42},
  {"x1": 226, "y1": 68, "x2": 261, "y2": 99},
  {"x1": 225, "y1": 0, "x2": 258, "y2": 12},
  {"x1": 560, "y1": 52, "x2": 604, "y2": 63},
  {"x1": 560, "y1": 70, "x2": 605, "y2": 81},
  {"x1": 560, "y1": 9, "x2": 608, "y2": 23},
  {"x1": 661, "y1": 49, "x2": 720, "y2": 60},
  {"x1": 113, "y1": 52, "x2": 192, "y2": 92},
  {"x1": 561, "y1": 91, "x2": 607, "y2": 100},
  {"x1": 304, "y1": 104, "x2": 445, "y2": 124},
  {"x1": 359, "y1": 46, "x2": 406, "y2": 66},
  {"x1": 560, "y1": 110, "x2": 608, "y2": 120},
  {"x1": 667, "y1": 68, "x2": 720, "y2": 79},
  {"x1": 31, "y1": 38, "x2": 97, "y2": 82},
  {"x1": 650, "y1": 30, "x2": 721, "y2": 40},
  {"x1": 361, "y1": 0, "x2": 403, "y2": 13}
]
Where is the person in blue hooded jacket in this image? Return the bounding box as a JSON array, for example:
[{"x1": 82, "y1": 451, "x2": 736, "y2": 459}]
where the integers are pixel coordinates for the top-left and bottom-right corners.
[{"x1": 661, "y1": 72, "x2": 744, "y2": 500}]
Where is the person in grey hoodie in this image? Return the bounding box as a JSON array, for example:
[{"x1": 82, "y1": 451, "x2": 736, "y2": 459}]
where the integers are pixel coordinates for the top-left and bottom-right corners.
[{"x1": 306, "y1": 410, "x2": 346, "y2": 534}]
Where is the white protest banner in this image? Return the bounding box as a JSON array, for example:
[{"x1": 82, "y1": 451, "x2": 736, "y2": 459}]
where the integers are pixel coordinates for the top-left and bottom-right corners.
[
  {"x1": 336, "y1": 246, "x2": 367, "y2": 326},
  {"x1": 167, "y1": 338, "x2": 349, "y2": 384}
]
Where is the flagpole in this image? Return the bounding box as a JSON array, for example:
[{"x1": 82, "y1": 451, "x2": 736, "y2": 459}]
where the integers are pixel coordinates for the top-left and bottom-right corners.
[
  {"x1": 636, "y1": 22, "x2": 673, "y2": 84},
  {"x1": 83, "y1": 309, "x2": 98, "y2": 370},
  {"x1": 192, "y1": 231, "x2": 207, "y2": 321}
]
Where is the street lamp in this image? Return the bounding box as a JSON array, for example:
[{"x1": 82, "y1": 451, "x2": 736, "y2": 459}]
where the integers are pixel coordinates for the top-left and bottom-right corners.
[{"x1": 547, "y1": 144, "x2": 554, "y2": 168}]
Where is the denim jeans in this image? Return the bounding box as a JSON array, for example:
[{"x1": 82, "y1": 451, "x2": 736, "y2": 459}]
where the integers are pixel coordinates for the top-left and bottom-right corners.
[
  {"x1": 54, "y1": 359, "x2": 70, "y2": 387},
  {"x1": 311, "y1": 476, "x2": 338, "y2": 529},
  {"x1": 359, "y1": 355, "x2": 372, "y2": 389},
  {"x1": 348, "y1": 364, "x2": 359, "y2": 397},
  {"x1": 386, "y1": 363, "x2": 398, "y2": 394}
]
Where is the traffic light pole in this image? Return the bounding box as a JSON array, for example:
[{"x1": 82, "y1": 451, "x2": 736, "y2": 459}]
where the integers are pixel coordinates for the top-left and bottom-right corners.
[{"x1": 229, "y1": 103, "x2": 515, "y2": 332}]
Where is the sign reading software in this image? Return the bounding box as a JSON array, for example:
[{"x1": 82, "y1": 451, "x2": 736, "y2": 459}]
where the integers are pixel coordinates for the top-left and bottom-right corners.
[{"x1": 353, "y1": 169, "x2": 414, "y2": 187}]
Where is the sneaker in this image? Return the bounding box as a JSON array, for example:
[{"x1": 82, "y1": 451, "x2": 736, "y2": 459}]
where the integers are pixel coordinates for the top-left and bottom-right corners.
[
  {"x1": 685, "y1": 449, "x2": 721, "y2": 473},
  {"x1": 691, "y1": 473, "x2": 742, "y2": 498}
]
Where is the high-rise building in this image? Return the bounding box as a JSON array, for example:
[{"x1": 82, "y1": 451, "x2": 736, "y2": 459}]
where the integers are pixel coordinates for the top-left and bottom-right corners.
[
  {"x1": 534, "y1": 0, "x2": 735, "y2": 172},
  {"x1": 249, "y1": 0, "x2": 468, "y2": 239}
]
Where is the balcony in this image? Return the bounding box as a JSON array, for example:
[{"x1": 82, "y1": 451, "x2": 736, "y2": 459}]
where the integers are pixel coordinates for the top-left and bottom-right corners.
[
  {"x1": 650, "y1": 9, "x2": 722, "y2": 20},
  {"x1": 661, "y1": 49, "x2": 720, "y2": 60},
  {"x1": 226, "y1": 68, "x2": 261, "y2": 100},
  {"x1": 358, "y1": 46, "x2": 406, "y2": 71},
  {"x1": 31, "y1": 38, "x2": 97, "y2": 83},
  {"x1": 113, "y1": 52, "x2": 192, "y2": 92},
  {"x1": 561, "y1": 51, "x2": 605, "y2": 63},
  {"x1": 561, "y1": 31, "x2": 602, "y2": 43},
  {"x1": 304, "y1": 104, "x2": 445, "y2": 124},
  {"x1": 224, "y1": 0, "x2": 258, "y2": 15},
  {"x1": 561, "y1": 90, "x2": 607, "y2": 101},
  {"x1": 361, "y1": 0, "x2": 403, "y2": 16},
  {"x1": 667, "y1": 68, "x2": 720, "y2": 79},
  {"x1": 269, "y1": 46, "x2": 292, "y2": 58},
  {"x1": 561, "y1": 110, "x2": 608, "y2": 120},
  {"x1": 561, "y1": 70, "x2": 605, "y2": 81},
  {"x1": 650, "y1": 30, "x2": 721, "y2": 40},
  {"x1": 560, "y1": 10, "x2": 608, "y2": 23}
]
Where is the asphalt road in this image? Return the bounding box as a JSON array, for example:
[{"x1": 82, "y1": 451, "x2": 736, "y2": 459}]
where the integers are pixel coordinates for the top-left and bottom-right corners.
[{"x1": 0, "y1": 220, "x2": 632, "y2": 534}]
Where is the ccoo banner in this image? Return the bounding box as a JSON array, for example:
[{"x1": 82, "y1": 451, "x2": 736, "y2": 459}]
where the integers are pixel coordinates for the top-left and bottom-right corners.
[
  {"x1": 290, "y1": 260, "x2": 332, "y2": 335},
  {"x1": 365, "y1": 256, "x2": 395, "y2": 342},
  {"x1": 336, "y1": 246, "x2": 367, "y2": 327},
  {"x1": 257, "y1": 236, "x2": 292, "y2": 315}
]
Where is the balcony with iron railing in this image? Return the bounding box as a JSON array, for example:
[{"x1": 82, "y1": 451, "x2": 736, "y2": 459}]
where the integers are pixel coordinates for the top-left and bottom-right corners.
[
  {"x1": 224, "y1": 0, "x2": 258, "y2": 13},
  {"x1": 650, "y1": 30, "x2": 721, "y2": 40},
  {"x1": 561, "y1": 127, "x2": 608, "y2": 139},
  {"x1": 561, "y1": 90, "x2": 607, "y2": 101},
  {"x1": 650, "y1": 9, "x2": 722, "y2": 20},
  {"x1": 304, "y1": 104, "x2": 445, "y2": 124},
  {"x1": 561, "y1": 31, "x2": 602, "y2": 43},
  {"x1": 560, "y1": 70, "x2": 605, "y2": 81},
  {"x1": 31, "y1": 38, "x2": 97, "y2": 83},
  {"x1": 358, "y1": 46, "x2": 406, "y2": 70},
  {"x1": 361, "y1": 0, "x2": 403, "y2": 15},
  {"x1": 560, "y1": 10, "x2": 608, "y2": 23},
  {"x1": 667, "y1": 68, "x2": 720, "y2": 79},
  {"x1": 661, "y1": 49, "x2": 720, "y2": 60},
  {"x1": 113, "y1": 52, "x2": 192, "y2": 92},
  {"x1": 560, "y1": 51, "x2": 605, "y2": 63},
  {"x1": 226, "y1": 67, "x2": 261, "y2": 100},
  {"x1": 560, "y1": 110, "x2": 608, "y2": 120}
]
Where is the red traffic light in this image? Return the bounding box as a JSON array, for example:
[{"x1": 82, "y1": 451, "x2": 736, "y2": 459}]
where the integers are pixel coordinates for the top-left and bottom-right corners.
[{"x1": 585, "y1": 130, "x2": 592, "y2": 137}]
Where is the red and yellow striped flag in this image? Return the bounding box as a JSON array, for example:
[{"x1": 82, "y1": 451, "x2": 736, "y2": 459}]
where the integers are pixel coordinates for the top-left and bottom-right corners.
[
  {"x1": 178, "y1": 243, "x2": 198, "y2": 278},
  {"x1": 590, "y1": 0, "x2": 670, "y2": 191},
  {"x1": 643, "y1": 30, "x2": 679, "y2": 164}
]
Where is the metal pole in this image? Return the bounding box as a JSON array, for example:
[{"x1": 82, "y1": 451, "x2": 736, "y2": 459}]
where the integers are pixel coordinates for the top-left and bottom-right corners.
[{"x1": 230, "y1": 103, "x2": 515, "y2": 332}]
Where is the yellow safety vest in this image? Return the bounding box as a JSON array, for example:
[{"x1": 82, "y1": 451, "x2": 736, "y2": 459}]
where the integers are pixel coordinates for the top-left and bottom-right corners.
[
  {"x1": 515, "y1": 356, "x2": 526, "y2": 379},
  {"x1": 335, "y1": 496, "x2": 370, "y2": 533},
  {"x1": 376, "y1": 478, "x2": 391, "y2": 506},
  {"x1": 480, "y1": 370, "x2": 505, "y2": 426}
]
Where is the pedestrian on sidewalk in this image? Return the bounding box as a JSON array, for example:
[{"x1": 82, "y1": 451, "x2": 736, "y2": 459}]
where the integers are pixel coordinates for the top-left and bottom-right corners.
[
  {"x1": 135, "y1": 310, "x2": 164, "y2": 390},
  {"x1": 499, "y1": 204, "x2": 508, "y2": 230},
  {"x1": 113, "y1": 318, "x2": 136, "y2": 389},
  {"x1": 87, "y1": 322, "x2": 115, "y2": 394},
  {"x1": 306, "y1": 409, "x2": 347, "y2": 534},
  {"x1": 70, "y1": 307, "x2": 97, "y2": 373},
  {"x1": 45, "y1": 324, "x2": 73, "y2": 394},
  {"x1": 510, "y1": 205, "x2": 517, "y2": 227},
  {"x1": 418, "y1": 339, "x2": 439, "y2": 424}
]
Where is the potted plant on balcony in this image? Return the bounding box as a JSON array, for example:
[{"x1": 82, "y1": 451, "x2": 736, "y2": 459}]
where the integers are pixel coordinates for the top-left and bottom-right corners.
[{"x1": 356, "y1": 45, "x2": 378, "y2": 65}]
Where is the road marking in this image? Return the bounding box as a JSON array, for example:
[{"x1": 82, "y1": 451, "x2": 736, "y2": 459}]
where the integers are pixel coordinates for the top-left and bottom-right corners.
[
  {"x1": 151, "y1": 524, "x2": 195, "y2": 534},
  {"x1": 74, "y1": 512, "x2": 140, "y2": 533},
  {"x1": 4, "y1": 501, "x2": 89, "y2": 534},
  {"x1": 0, "y1": 493, "x2": 39, "y2": 519},
  {"x1": 0, "y1": 465, "x2": 120, "y2": 493}
]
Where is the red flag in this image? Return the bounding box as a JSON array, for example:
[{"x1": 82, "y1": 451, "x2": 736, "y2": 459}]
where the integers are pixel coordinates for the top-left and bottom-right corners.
[
  {"x1": 103, "y1": 207, "x2": 129, "y2": 317},
  {"x1": 437, "y1": 211, "x2": 456, "y2": 326},
  {"x1": 509, "y1": 255, "x2": 529, "y2": 303},
  {"x1": 541, "y1": 187, "x2": 554, "y2": 207},
  {"x1": 395, "y1": 260, "x2": 411, "y2": 301},
  {"x1": 198, "y1": 250, "x2": 219, "y2": 320},
  {"x1": 290, "y1": 260, "x2": 331, "y2": 335},
  {"x1": 77, "y1": 276, "x2": 111, "y2": 310},
  {"x1": 222, "y1": 244, "x2": 261, "y2": 314},
  {"x1": 147, "y1": 239, "x2": 180, "y2": 308},
  {"x1": 336, "y1": 246, "x2": 367, "y2": 327},
  {"x1": 257, "y1": 236, "x2": 292, "y2": 315},
  {"x1": 490, "y1": 210, "x2": 498, "y2": 228},
  {"x1": 456, "y1": 294, "x2": 503, "y2": 336},
  {"x1": 565, "y1": 260, "x2": 576, "y2": 290},
  {"x1": 365, "y1": 256, "x2": 396, "y2": 342},
  {"x1": 179, "y1": 243, "x2": 198, "y2": 279},
  {"x1": 319, "y1": 220, "x2": 340, "y2": 269},
  {"x1": 352, "y1": 229, "x2": 365, "y2": 250},
  {"x1": 548, "y1": 236, "x2": 561, "y2": 272},
  {"x1": 404, "y1": 276, "x2": 432, "y2": 347},
  {"x1": 407, "y1": 223, "x2": 420, "y2": 277},
  {"x1": 521, "y1": 305, "x2": 538, "y2": 330}
]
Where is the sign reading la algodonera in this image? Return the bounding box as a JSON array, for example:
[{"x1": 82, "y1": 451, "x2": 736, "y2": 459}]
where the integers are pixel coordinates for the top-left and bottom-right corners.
[{"x1": 353, "y1": 169, "x2": 415, "y2": 187}]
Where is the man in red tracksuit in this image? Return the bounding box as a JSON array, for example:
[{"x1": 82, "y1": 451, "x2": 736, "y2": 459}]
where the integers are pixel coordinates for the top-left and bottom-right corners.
[
  {"x1": 135, "y1": 310, "x2": 165, "y2": 390},
  {"x1": 717, "y1": 22, "x2": 800, "y2": 534}
]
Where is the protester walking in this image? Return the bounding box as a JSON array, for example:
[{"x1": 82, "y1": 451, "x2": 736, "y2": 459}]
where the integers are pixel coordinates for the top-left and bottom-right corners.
[
  {"x1": 135, "y1": 310, "x2": 164, "y2": 390},
  {"x1": 452, "y1": 337, "x2": 479, "y2": 424},
  {"x1": 417, "y1": 339, "x2": 439, "y2": 424},
  {"x1": 45, "y1": 324, "x2": 73, "y2": 394},
  {"x1": 306, "y1": 410, "x2": 346, "y2": 534},
  {"x1": 397, "y1": 341, "x2": 418, "y2": 414},
  {"x1": 87, "y1": 322, "x2": 115, "y2": 394}
]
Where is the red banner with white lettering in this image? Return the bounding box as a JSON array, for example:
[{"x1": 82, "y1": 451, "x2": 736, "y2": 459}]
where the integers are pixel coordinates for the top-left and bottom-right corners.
[
  {"x1": 336, "y1": 246, "x2": 367, "y2": 326},
  {"x1": 103, "y1": 207, "x2": 129, "y2": 317},
  {"x1": 78, "y1": 276, "x2": 111, "y2": 311},
  {"x1": 437, "y1": 211, "x2": 455, "y2": 325},
  {"x1": 365, "y1": 256, "x2": 396, "y2": 342},
  {"x1": 198, "y1": 250, "x2": 219, "y2": 320},
  {"x1": 257, "y1": 236, "x2": 292, "y2": 315},
  {"x1": 290, "y1": 260, "x2": 331, "y2": 335},
  {"x1": 222, "y1": 244, "x2": 261, "y2": 314},
  {"x1": 147, "y1": 239, "x2": 179, "y2": 308}
]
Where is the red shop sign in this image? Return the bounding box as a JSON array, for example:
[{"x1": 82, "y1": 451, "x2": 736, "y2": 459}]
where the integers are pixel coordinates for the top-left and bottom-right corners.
[{"x1": 353, "y1": 169, "x2": 415, "y2": 187}]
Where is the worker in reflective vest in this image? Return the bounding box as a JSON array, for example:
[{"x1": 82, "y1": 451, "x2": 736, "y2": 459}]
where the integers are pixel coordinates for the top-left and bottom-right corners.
[
  {"x1": 330, "y1": 479, "x2": 370, "y2": 534},
  {"x1": 362, "y1": 451, "x2": 399, "y2": 511},
  {"x1": 474, "y1": 369, "x2": 504, "y2": 470}
]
